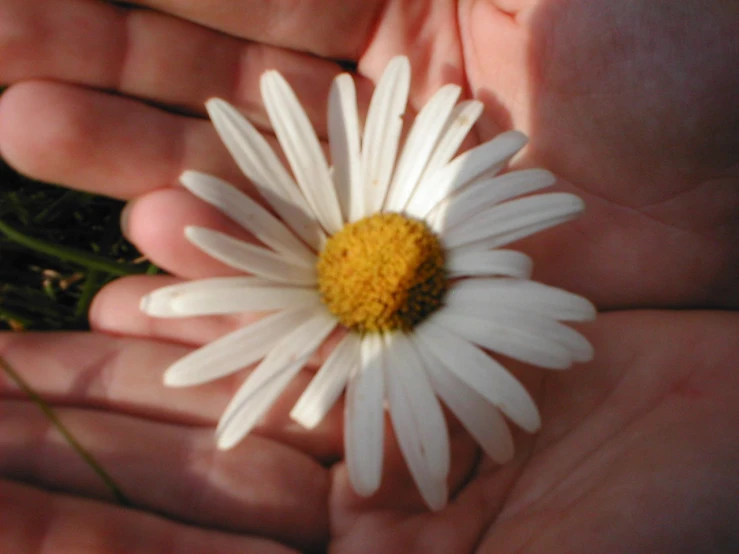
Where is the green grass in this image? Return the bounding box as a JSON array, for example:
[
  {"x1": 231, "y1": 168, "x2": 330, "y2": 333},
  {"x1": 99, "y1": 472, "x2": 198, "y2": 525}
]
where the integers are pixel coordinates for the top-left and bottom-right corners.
[{"x1": 0, "y1": 158, "x2": 154, "y2": 330}]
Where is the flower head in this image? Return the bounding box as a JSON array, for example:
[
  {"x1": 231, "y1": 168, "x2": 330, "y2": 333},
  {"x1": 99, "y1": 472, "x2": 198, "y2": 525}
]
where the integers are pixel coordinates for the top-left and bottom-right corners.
[
  {"x1": 141, "y1": 56, "x2": 595, "y2": 510},
  {"x1": 317, "y1": 212, "x2": 447, "y2": 332}
]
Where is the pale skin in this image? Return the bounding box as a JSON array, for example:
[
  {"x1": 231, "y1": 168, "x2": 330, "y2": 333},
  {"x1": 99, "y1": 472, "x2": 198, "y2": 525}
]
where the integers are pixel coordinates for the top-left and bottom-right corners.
[{"x1": 1, "y1": 0, "x2": 738, "y2": 552}]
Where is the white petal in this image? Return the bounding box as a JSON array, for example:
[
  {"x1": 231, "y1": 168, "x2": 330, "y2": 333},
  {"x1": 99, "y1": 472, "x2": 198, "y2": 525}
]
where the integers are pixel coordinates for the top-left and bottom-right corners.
[
  {"x1": 385, "y1": 339, "x2": 450, "y2": 509},
  {"x1": 185, "y1": 226, "x2": 316, "y2": 285},
  {"x1": 553, "y1": 324, "x2": 594, "y2": 363},
  {"x1": 290, "y1": 333, "x2": 360, "y2": 429},
  {"x1": 216, "y1": 309, "x2": 336, "y2": 449},
  {"x1": 261, "y1": 71, "x2": 343, "y2": 234},
  {"x1": 446, "y1": 278, "x2": 597, "y2": 322},
  {"x1": 433, "y1": 311, "x2": 573, "y2": 370},
  {"x1": 180, "y1": 171, "x2": 316, "y2": 266},
  {"x1": 205, "y1": 98, "x2": 325, "y2": 249},
  {"x1": 217, "y1": 357, "x2": 308, "y2": 450},
  {"x1": 430, "y1": 169, "x2": 556, "y2": 233},
  {"x1": 443, "y1": 298, "x2": 594, "y2": 363},
  {"x1": 384, "y1": 333, "x2": 450, "y2": 480},
  {"x1": 415, "y1": 320, "x2": 541, "y2": 432},
  {"x1": 415, "y1": 342, "x2": 514, "y2": 464},
  {"x1": 420, "y1": 100, "x2": 484, "y2": 179},
  {"x1": 361, "y1": 56, "x2": 411, "y2": 216},
  {"x1": 169, "y1": 285, "x2": 318, "y2": 317},
  {"x1": 409, "y1": 475, "x2": 447, "y2": 512},
  {"x1": 344, "y1": 333, "x2": 386, "y2": 497},
  {"x1": 443, "y1": 193, "x2": 585, "y2": 248},
  {"x1": 328, "y1": 74, "x2": 363, "y2": 224},
  {"x1": 384, "y1": 84, "x2": 461, "y2": 212},
  {"x1": 163, "y1": 308, "x2": 312, "y2": 387},
  {"x1": 141, "y1": 277, "x2": 268, "y2": 317},
  {"x1": 446, "y1": 249, "x2": 533, "y2": 279},
  {"x1": 142, "y1": 278, "x2": 314, "y2": 317},
  {"x1": 454, "y1": 213, "x2": 582, "y2": 252},
  {"x1": 405, "y1": 130, "x2": 528, "y2": 219}
]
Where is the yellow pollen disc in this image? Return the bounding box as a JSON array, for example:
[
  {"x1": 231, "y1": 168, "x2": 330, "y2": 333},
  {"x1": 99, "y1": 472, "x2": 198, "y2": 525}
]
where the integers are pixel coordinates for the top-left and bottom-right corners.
[{"x1": 316, "y1": 213, "x2": 447, "y2": 333}]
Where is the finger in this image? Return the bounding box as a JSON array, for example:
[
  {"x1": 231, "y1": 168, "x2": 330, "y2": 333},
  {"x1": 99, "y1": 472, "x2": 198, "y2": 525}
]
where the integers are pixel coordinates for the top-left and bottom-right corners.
[
  {"x1": 456, "y1": 0, "x2": 531, "y2": 140},
  {"x1": 127, "y1": 0, "x2": 385, "y2": 60},
  {"x1": 0, "y1": 335, "x2": 488, "y2": 520},
  {"x1": 121, "y1": 187, "x2": 260, "y2": 279},
  {"x1": 0, "y1": 80, "x2": 344, "y2": 201},
  {"x1": 0, "y1": 80, "x2": 235, "y2": 198},
  {"x1": 91, "y1": 275, "x2": 251, "y2": 346},
  {"x1": 90, "y1": 274, "x2": 343, "y2": 364},
  {"x1": 0, "y1": 400, "x2": 329, "y2": 550},
  {"x1": 121, "y1": 184, "x2": 326, "y2": 280},
  {"x1": 0, "y1": 0, "x2": 357, "y2": 128},
  {"x1": 1, "y1": 480, "x2": 300, "y2": 554},
  {"x1": 0, "y1": 332, "x2": 344, "y2": 461}
]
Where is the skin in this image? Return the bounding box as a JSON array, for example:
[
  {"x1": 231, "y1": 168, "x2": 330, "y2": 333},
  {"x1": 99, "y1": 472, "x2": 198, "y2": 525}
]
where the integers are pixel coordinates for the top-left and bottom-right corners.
[{"x1": 1, "y1": 0, "x2": 738, "y2": 552}]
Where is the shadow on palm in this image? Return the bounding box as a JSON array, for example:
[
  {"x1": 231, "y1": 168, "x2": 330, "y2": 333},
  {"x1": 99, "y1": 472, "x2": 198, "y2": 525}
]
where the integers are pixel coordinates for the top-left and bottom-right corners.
[
  {"x1": 326, "y1": 310, "x2": 738, "y2": 553},
  {"x1": 325, "y1": 1, "x2": 739, "y2": 551},
  {"x1": 462, "y1": 0, "x2": 738, "y2": 310}
]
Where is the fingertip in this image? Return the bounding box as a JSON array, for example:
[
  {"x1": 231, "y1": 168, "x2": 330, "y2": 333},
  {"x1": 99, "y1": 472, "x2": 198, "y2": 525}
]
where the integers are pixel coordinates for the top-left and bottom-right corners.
[
  {"x1": 124, "y1": 187, "x2": 254, "y2": 279},
  {"x1": 0, "y1": 81, "x2": 73, "y2": 179},
  {"x1": 88, "y1": 274, "x2": 243, "y2": 347},
  {"x1": 87, "y1": 275, "x2": 142, "y2": 333}
]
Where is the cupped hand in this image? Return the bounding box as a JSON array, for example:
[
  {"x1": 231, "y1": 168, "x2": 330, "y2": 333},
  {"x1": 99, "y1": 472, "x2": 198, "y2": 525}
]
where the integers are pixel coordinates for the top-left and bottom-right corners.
[
  {"x1": 3, "y1": 312, "x2": 738, "y2": 553},
  {"x1": 0, "y1": 0, "x2": 736, "y2": 308},
  {"x1": 1, "y1": 0, "x2": 738, "y2": 552}
]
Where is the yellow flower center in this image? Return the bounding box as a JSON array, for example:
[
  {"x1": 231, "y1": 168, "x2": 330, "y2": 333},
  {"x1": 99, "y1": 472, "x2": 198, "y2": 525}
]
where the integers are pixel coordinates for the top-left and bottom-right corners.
[{"x1": 317, "y1": 213, "x2": 447, "y2": 333}]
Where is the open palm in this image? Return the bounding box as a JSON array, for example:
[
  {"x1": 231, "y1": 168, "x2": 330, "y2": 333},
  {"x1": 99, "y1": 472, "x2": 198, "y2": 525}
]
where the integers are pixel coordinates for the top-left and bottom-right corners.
[
  {"x1": 3, "y1": 312, "x2": 738, "y2": 553},
  {"x1": 1, "y1": 0, "x2": 737, "y2": 552}
]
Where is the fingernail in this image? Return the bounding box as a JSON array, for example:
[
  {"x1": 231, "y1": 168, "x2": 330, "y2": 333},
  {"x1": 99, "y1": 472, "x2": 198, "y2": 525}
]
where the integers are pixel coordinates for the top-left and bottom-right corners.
[{"x1": 119, "y1": 200, "x2": 134, "y2": 240}]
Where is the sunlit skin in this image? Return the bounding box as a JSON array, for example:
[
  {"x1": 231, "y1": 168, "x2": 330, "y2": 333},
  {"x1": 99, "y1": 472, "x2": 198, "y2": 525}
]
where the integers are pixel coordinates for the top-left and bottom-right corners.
[{"x1": 0, "y1": 1, "x2": 738, "y2": 553}]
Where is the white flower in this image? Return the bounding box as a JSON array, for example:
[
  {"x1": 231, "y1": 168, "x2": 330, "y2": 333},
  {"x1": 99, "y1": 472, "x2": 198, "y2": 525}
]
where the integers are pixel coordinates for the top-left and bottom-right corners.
[{"x1": 140, "y1": 56, "x2": 595, "y2": 510}]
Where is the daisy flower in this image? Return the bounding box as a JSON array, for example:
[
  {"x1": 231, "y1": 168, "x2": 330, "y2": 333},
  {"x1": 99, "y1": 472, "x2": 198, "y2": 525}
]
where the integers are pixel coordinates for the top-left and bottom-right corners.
[{"x1": 140, "y1": 56, "x2": 595, "y2": 510}]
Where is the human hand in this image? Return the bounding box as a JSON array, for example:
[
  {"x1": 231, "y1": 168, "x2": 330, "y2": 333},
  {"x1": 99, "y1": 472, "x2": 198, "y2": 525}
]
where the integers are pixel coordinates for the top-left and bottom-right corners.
[
  {"x1": 1, "y1": 0, "x2": 738, "y2": 552},
  {"x1": 3, "y1": 313, "x2": 738, "y2": 552},
  {"x1": 1, "y1": 0, "x2": 737, "y2": 308}
]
